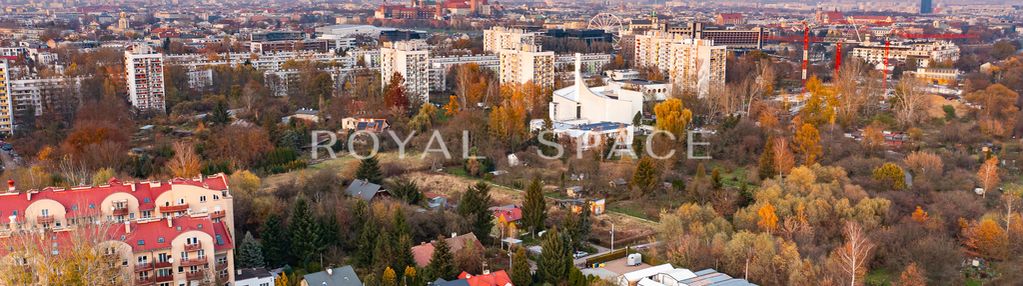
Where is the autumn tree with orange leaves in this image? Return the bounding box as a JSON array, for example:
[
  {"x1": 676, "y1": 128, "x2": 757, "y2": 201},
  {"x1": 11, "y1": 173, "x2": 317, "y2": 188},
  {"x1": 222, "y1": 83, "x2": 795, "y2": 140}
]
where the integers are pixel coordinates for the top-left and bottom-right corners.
[
  {"x1": 793, "y1": 123, "x2": 821, "y2": 166},
  {"x1": 963, "y1": 218, "x2": 1008, "y2": 260},
  {"x1": 977, "y1": 156, "x2": 1000, "y2": 198},
  {"x1": 757, "y1": 202, "x2": 778, "y2": 235},
  {"x1": 166, "y1": 142, "x2": 201, "y2": 178}
]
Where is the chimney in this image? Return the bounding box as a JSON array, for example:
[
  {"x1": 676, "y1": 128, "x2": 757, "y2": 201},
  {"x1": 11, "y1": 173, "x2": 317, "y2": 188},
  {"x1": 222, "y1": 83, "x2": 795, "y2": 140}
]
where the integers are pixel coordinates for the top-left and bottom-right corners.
[
  {"x1": 125, "y1": 221, "x2": 131, "y2": 234},
  {"x1": 167, "y1": 217, "x2": 173, "y2": 228},
  {"x1": 8, "y1": 215, "x2": 16, "y2": 229},
  {"x1": 7, "y1": 179, "x2": 14, "y2": 192},
  {"x1": 574, "y1": 53, "x2": 584, "y2": 88}
]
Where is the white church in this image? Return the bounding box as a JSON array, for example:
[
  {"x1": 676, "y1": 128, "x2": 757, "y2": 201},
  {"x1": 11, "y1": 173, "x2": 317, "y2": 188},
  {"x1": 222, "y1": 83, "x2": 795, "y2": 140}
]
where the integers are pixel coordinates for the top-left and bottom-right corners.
[{"x1": 533, "y1": 53, "x2": 644, "y2": 151}]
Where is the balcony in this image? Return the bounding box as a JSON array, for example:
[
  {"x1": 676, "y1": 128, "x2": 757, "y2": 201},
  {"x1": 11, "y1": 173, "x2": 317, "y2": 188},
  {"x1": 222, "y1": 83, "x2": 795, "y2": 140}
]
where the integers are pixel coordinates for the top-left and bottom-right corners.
[
  {"x1": 184, "y1": 242, "x2": 202, "y2": 252},
  {"x1": 153, "y1": 274, "x2": 173, "y2": 283},
  {"x1": 180, "y1": 258, "x2": 206, "y2": 267},
  {"x1": 37, "y1": 215, "x2": 54, "y2": 224},
  {"x1": 135, "y1": 262, "x2": 153, "y2": 271},
  {"x1": 159, "y1": 204, "x2": 189, "y2": 213},
  {"x1": 210, "y1": 210, "x2": 226, "y2": 219},
  {"x1": 135, "y1": 277, "x2": 154, "y2": 286},
  {"x1": 154, "y1": 261, "x2": 172, "y2": 269},
  {"x1": 185, "y1": 271, "x2": 206, "y2": 281},
  {"x1": 112, "y1": 207, "x2": 129, "y2": 216},
  {"x1": 215, "y1": 261, "x2": 228, "y2": 270}
]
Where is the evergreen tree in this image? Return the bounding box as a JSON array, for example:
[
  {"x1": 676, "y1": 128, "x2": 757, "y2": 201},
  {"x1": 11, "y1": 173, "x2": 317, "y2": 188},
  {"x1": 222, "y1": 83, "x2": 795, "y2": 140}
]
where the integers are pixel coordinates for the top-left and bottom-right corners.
[
  {"x1": 523, "y1": 178, "x2": 547, "y2": 235},
  {"x1": 425, "y1": 235, "x2": 457, "y2": 281},
  {"x1": 355, "y1": 216, "x2": 379, "y2": 267},
  {"x1": 630, "y1": 156, "x2": 659, "y2": 198},
  {"x1": 568, "y1": 266, "x2": 588, "y2": 286},
  {"x1": 457, "y1": 182, "x2": 494, "y2": 244},
  {"x1": 373, "y1": 230, "x2": 395, "y2": 273},
  {"x1": 355, "y1": 156, "x2": 384, "y2": 184},
  {"x1": 237, "y1": 231, "x2": 265, "y2": 268},
  {"x1": 510, "y1": 247, "x2": 533, "y2": 286},
  {"x1": 537, "y1": 227, "x2": 571, "y2": 283},
  {"x1": 390, "y1": 178, "x2": 423, "y2": 204},
  {"x1": 289, "y1": 198, "x2": 323, "y2": 265},
  {"x1": 260, "y1": 214, "x2": 291, "y2": 267},
  {"x1": 209, "y1": 99, "x2": 230, "y2": 125},
  {"x1": 320, "y1": 214, "x2": 340, "y2": 247},
  {"x1": 394, "y1": 234, "x2": 415, "y2": 276},
  {"x1": 348, "y1": 200, "x2": 369, "y2": 252}
]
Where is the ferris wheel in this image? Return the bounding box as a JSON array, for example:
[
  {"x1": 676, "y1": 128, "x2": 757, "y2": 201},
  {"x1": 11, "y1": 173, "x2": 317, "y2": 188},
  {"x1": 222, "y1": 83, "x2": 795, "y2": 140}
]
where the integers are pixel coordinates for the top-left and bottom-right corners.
[{"x1": 588, "y1": 13, "x2": 624, "y2": 49}]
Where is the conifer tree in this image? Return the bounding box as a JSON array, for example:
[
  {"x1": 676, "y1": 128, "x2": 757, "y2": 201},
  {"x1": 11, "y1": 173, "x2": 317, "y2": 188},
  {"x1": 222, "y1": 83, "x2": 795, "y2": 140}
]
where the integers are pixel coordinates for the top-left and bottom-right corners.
[
  {"x1": 355, "y1": 156, "x2": 383, "y2": 184},
  {"x1": 425, "y1": 235, "x2": 457, "y2": 281},
  {"x1": 511, "y1": 247, "x2": 533, "y2": 286},
  {"x1": 289, "y1": 198, "x2": 322, "y2": 265},
  {"x1": 237, "y1": 231, "x2": 265, "y2": 268},
  {"x1": 537, "y1": 227, "x2": 571, "y2": 283},
  {"x1": 260, "y1": 214, "x2": 291, "y2": 267},
  {"x1": 523, "y1": 178, "x2": 547, "y2": 235}
]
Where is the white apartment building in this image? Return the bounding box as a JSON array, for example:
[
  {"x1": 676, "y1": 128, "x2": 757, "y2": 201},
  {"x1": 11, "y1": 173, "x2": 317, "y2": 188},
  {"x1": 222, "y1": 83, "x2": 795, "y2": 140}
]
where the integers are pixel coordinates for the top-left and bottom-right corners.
[
  {"x1": 634, "y1": 31, "x2": 726, "y2": 97},
  {"x1": 125, "y1": 44, "x2": 166, "y2": 112},
  {"x1": 483, "y1": 26, "x2": 540, "y2": 53},
  {"x1": 851, "y1": 41, "x2": 960, "y2": 67},
  {"x1": 499, "y1": 44, "x2": 555, "y2": 89},
  {"x1": 428, "y1": 54, "x2": 500, "y2": 91},
  {"x1": 8, "y1": 76, "x2": 83, "y2": 118},
  {"x1": 163, "y1": 50, "x2": 373, "y2": 72},
  {"x1": 0, "y1": 60, "x2": 12, "y2": 135},
  {"x1": 380, "y1": 40, "x2": 431, "y2": 102}
]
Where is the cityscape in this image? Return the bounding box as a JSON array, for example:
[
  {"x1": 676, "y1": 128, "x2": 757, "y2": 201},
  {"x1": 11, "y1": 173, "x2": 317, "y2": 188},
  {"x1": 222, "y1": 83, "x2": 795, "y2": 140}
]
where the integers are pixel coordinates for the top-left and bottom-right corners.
[{"x1": 0, "y1": 0, "x2": 1021, "y2": 285}]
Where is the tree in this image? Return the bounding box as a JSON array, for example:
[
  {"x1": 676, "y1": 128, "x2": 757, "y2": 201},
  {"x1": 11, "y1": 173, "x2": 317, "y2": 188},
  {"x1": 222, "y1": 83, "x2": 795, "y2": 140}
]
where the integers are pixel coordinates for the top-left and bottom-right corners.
[
  {"x1": 977, "y1": 156, "x2": 1000, "y2": 198},
  {"x1": 911, "y1": 206, "x2": 929, "y2": 223},
  {"x1": 426, "y1": 235, "x2": 457, "y2": 281},
  {"x1": 757, "y1": 202, "x2": 778, "y2": 235},
  {"x1": 382, "y1": 267, "x2": 397, "y2": 286},
  {"x1": 90, "y1": 167, "x2": 116, "y2": 186},
  {"x1": 0, "y1": 222, "x2": 130, "y2": 285},
  {"x1": 209, "y1": 99, "x2": 230, "y2": 125},
  {"x1": 904, "y1": 151, "x2": 943, "y2": 184},
  {"x1": 629, "y1": 156, "x2": 660, "y2": 198},
  {"x1": 801, "y1": 76, "x2": 837, "y2": 127},
  {"x1": 443, "y1": 95, "x2": 460, "y2": 116},
  {"x1": 758, "y1": 138, "x2": 777, "y2": 179},
  {"x1": 653, "y1": 98, "x2": 693, "y2": 139},
  {"x1": 166, "y1": 141, "x2": 200, "y2": 178},
  {"x1": 261, "y1": 214, "x2": 291, "y2": 267},
  {"x1": 892, "y1": 77, "x2": 931, "y2": 127},
  {"x1": 384, "y1": 72, "x2": 410, "y2": 112},
  {"x1": 537, "y1": 227, "x2": 571, "y2": 283},
  {"x1": 966, "y1": 84, "x2": 1019, "y2": 136},
  {"x1": 355, "y1": 214, "x2": 379, "y2": 267},
  {"x1": 237, "y1": 232, "x2": 265, "y2": 268},
  {"x1": 964, "y1": 218, "x2": 1008, "y2": 260},
  {"x1": 834, "y1": 222, "x2": 874, "y2": 286},
  {"x1": 457, "y1": 182, "x2": 494, "y2": 244},
  {"x1": 454, "y1": 238, "x2": 484, "y2": 274},
  {"x1": 873, "y1": 163, "x2": 907, "y2": 191},
  {"x1": 793, "y1": 123, "x2": 821, "y2": 166},
  {"x1": 511, "y1": 247, "x2": 532, "y2": 286},
  {"x1": 390, "y1": 178, "x2": 423, "y2": 205},
  {"x1": 409, "y1": 103, "x2": 437, "y2": 132},
  {"x1": 274, "y1": 272, "x2": 288, "y2": 286},
  {"x1": 356, "y1": 156, "x2": 383, "y2": 184},
  {"x1": 772, "y1": 137, "x2": 795, "y2": 175},
  {"x1": 290, "y1": 198, "x2": 323, "y2": 265},
  {"x1": 895, "y1": 263, "x2": 926, "y2": 286},
  {"x1": 523, "y1": 178, "x2": 547, "y2": 234}
]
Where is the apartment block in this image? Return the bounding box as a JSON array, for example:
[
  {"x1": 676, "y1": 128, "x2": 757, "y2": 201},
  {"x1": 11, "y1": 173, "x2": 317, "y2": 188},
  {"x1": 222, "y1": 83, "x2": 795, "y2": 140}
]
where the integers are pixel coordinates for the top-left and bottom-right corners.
[
  {"x1": 428, "y1": 54, "x2": 500, "y2": 91},
  {"x1": 851, "y1": 41, "x2": 960, "y2": 67},
  {"x1": 634, "y1": 31, "x2": 726, "y2": 97},
  {"x1": 380, "y1": 40, "x2": 431, "y2": 102},
  {"x1": 0, "y1": 174, "x2": 237, "y2": 285},
  {"x1": 125, "y1": 44, "x2": 167, "y2": 112},
  {"x1": 666, "y1": 22, "x2": 764, "y2": 50},
  {"x1": 498, "y1": 44, "x2": 555, "y2": 89},
  {"x1": 483, "y1": 26, "x2": 540, "y2": 53},
  {"x1": 0, "y1": 60, "x2": 12, "y2": 135},
  {"x1": 8, "y1": 76, "x2": 82, "y2": 120}
]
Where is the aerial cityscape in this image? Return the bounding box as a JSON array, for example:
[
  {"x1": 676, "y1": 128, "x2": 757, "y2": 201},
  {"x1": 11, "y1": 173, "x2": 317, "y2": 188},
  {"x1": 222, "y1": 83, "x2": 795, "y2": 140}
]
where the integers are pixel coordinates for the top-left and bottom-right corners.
[{"x1": 0, "y1": 0, "x2": 1021, "y2": 285}]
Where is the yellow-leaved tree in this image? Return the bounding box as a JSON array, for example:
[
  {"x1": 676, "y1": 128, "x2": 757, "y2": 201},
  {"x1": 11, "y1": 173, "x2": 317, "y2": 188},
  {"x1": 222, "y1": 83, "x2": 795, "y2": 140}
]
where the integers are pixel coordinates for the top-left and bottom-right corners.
[
  {"x1": 653, "y1": 98, "x2": 693, "y2": 140},
  {"x1": 793, "y1": 123, "x2": 821, "y2": 166}
]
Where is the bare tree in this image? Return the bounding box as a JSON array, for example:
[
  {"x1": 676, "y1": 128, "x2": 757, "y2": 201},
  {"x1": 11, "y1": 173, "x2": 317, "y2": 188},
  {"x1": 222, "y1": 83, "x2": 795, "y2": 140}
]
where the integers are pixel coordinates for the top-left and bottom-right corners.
[
  {"x1": 0, "y1": 221, "x2": 130, "y2": 285},
  {"x1": 166, "y1": 142, "x2": 201, "y2": 178},
  {"x1": 833, "y1": 62, "x2": 875, "y2": 125},
  {"x1": 835, "y1": 222, "x2": 874, "y2": 286},
  {"x1": 892, "y1": 77, "x2": 931, "y2": 127}
]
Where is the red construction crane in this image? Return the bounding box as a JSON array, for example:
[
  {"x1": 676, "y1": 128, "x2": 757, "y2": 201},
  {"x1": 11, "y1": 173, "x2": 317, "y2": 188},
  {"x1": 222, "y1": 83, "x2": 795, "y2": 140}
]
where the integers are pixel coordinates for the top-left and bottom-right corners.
[
  {"x1": 835, "y1": 42, "x2": 842, "y2": 76},
  {"x1": 882, "y1": 40, "x2": 890, "y2": 94},
  {"x1": 801, "y1": 22, "x2": 810, "y2": 96}
]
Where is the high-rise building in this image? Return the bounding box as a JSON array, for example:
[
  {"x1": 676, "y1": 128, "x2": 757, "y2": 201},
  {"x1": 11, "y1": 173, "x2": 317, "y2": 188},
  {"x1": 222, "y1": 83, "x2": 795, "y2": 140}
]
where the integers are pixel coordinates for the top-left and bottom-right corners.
[
  {"x1": 9, "y1": 76, "x2": 83, "y2": 120},
  {"x1": 125, "y1": 44, "x2": 166, "y2": 112},
  {"x1": 483, "y1": 26, "x2": 540, "y2": 53},
  {"x1": 0, "y1": 174, "x2": 238, "y2": 285},
  {"x1": 920, "y1": 0, "x2": 933, "y2": 14},
  {"x1": 498, "y1": 44, "x2": 555, "y2": 90},
  {"x1": 0, "y1": 60, "x2": 13, "y2": 135},
  {"x1": 380, "y1": 40, "x2": 431, "y2": 102},
  {"x1": 634, "y1": 31, "x2": 726, "y2": 97}
]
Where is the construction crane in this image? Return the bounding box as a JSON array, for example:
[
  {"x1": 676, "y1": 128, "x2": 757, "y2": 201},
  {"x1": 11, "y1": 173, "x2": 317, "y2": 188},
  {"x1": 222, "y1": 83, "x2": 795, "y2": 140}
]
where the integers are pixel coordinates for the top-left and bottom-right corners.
[
  {"x1": 835, "y1": 42, "x2": 842, "y2": 76},
  {"x1": 801, "y1": 22, "x2": 810, "y2": 97},
  {"x1": 882, "y1": 39, "x2": 890, "y2": 95}
]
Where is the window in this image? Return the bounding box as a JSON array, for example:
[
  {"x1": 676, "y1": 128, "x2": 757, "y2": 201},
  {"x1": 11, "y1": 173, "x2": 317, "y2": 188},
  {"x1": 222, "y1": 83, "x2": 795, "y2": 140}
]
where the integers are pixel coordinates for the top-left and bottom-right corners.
[
  {"x1": 186, "y1": 237, "x2": 198, "y2": 244},
  {"x1": 158, "y1": 237, "x2": 165, "y2": 243},
  {"x1": 71, "y1": 205, "x2": 78, "y2": 211},
  {"x1": 137, "y1": 240, "x2": 145, "y2": 246},
  {"x1": 89, "y1": 203, "x2": 95, "y2": 209},
  {"x1": 41, "y1": 209, "x2": 49, "y2": 216},
  {"x1": 144, "y1": 198, "x2": 151, "y2": 203},
  {"x1": 215, "y1": 235, "x2": 223, "y2": 245},
  {"x1": 199, "y1": 196, "x2": 206, "y2": 203}
]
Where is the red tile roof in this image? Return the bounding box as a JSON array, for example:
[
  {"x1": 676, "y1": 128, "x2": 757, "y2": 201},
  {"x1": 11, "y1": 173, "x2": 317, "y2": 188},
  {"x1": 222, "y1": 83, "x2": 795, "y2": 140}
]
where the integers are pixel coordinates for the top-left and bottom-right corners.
[
  {"x1": 0, "y1": 216, "x2": 232, "y2": 256},
  {"x1": 458, "y1": 270, "x2": 512, "y2": 286},
  {"x1": 491, "y1": 206, "x2": 521, "y2": 223},
  {"x1": 411, "y1": 233, "x2": 484, "y2": 267},
  {"x1": 0, "y1": 174, "x2": 229, "y2": 222}
]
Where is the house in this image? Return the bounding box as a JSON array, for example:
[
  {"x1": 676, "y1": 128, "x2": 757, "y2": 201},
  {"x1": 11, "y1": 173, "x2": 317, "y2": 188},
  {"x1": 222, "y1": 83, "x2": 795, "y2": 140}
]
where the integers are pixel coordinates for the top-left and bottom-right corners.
[
  {"x1": 610, "y1": 178, "x2": 628, "y2": 188},
  {"x1": 344, "y1": 179, "x2": 391, "y2": 202},
  {"x1": 411, "y1": 233, "x2": 484, "y2": 267},
  {"x1": 615, "y1": 264, "x2": 755, "y2": 286},
  {"x1": 490, "y1": 205, "x2": 522, "y2": 224},
  {"x1": 302, "y1": 265, "x2": 363, "y2": 286},
  {"x1": 431, "y1": 271, "x2": 513, "y2": 286},
  {"x1": 425, "y1": 191, "x2": 449, "y2": 209},
  {"x1": 283, "y1": 108, "x2": 320, "y2": 124},
  {"x1": 342, "y1": 117, "x2": 390, "y2": 133},
  {"x1": 236, "y1": 268, "x2": 275, "y2": 286}
]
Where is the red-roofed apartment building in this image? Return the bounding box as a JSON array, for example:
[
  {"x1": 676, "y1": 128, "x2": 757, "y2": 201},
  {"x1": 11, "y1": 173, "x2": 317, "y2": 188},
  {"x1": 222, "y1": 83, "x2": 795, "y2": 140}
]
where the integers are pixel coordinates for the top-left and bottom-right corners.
[
  {"x1": 0, "y1": 174, "x2": 237, "y2": 285},
  {"x1": 458, "y1": 270, "x2": 512, "y2": 286}
]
